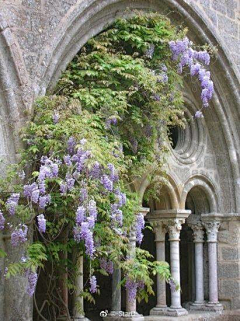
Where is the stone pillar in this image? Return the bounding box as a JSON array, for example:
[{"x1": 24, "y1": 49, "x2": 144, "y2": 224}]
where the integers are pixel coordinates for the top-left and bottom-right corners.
[
  {"x1": 167, "y1": 219, "x2": 188, "y2": 316},
  {"x1": 124, "y1": 209, "x2": 149, "y2": 321},
  {"x1": 203, "y1": 221, "x2": 223, "y2": 312},
  {"x1": 188, "y1": 218, "x2": 205, "y2": 310},
  {"x1": 73, "y1": 256, "x2": 90, "y2": 321},
  {"x1": 106, "y1": 265, "x2": 122, "y2": 320},
  {"x1": 150, "y1": 221, "x2": 168, "y2": 315}
]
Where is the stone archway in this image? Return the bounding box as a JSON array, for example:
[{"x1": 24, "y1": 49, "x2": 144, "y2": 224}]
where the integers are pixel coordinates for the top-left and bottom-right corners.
[
  {"x1": 181, "y1": 185, "x2": 212, "y2": 308},
  {"x1": 0, "y1": 1, "x2": 239, "y2": 320}
]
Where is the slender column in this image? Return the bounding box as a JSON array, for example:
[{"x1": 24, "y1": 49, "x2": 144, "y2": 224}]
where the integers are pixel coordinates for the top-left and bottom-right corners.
[
  {"x1": 126, "y1": 228, "x2": 137, "y2": 314},
  {"x1": 188, "y1": 219, "x2": 205, "y2": 310},
  {"x1": 106, "y1": 265, "x2": 122, "y2": 319},
  {"x1": 167, "y1": 219, "x2": 188, "y2": 316},
  {"x1": 150, "y1": 221, "x2": 167, "y2": 315},
  {"x1": 203, "y1": 221, "x2": 223, "y2": 312},
  {"x1": 124, "y1": 209, "x2": 149, "y2": 320},
  {"x1": 73, "y1": 256, "x2": 90, "y2": 320}
]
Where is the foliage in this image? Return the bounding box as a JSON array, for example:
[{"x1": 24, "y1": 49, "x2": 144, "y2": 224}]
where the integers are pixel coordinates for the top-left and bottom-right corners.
[{"x1": 0, "y1": 11, "x2": 214, "y2": 319}]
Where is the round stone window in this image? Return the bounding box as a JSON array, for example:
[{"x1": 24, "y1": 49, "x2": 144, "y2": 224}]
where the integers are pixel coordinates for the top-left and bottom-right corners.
[{"x1": 169, "y1": 108, "x2": 205, "y2": 164}]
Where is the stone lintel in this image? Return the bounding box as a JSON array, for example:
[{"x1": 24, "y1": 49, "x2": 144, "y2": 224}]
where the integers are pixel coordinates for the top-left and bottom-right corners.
[
  {"x1": 201, "y1": 213, "x2": 224, "y2": 222},
  {"x1": 138, "y1": 207, "x2": 150, "y2": 217},
  {"x1": 147, "y1": 209, "x2": 191, "y2": 222}
]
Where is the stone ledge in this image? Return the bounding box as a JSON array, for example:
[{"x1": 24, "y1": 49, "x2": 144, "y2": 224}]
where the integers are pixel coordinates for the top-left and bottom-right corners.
[{"x1": 145, "y1": 309, "x2": 240, "y2": 320}]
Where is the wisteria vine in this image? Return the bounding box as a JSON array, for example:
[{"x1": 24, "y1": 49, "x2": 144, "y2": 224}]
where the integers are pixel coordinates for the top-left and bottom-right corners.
[{"x1": 0, "y1": 12, "x2": 215, "y2": 316}]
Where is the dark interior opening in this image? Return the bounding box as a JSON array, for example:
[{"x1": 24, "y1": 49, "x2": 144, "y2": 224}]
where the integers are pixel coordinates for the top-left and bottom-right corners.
[{"x1": 168, "y1": 126, "x2": 179, "y2": 149}]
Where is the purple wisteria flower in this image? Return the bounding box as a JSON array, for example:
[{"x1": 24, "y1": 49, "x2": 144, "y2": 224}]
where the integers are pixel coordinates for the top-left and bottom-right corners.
[
  {"x1": 66, "y1": 174, "x2": 75, "y2": 191},
  {"x1": 106, "y1": 117, "x2": 117, "y2": 128},
  {"x1": 90, "y1": 161, "x2": 101, "y2": 179},
  {"x1": 90, "y1": 275, "x2": 97, "y2": 293},
  {"x1": 108, "y1": 163, "x2": 119, "y2": 182},
  {"x1": 67, "y1": 136, "x2": 76, "y2": 154},
  {"x1": 76, "y1": 206, "x2": 86, "y2": 226},
  {"x1": 114, "y1": 188, "x2": 122, "y2": 204},
  {"x1": 115, "y1": 209, "x2": 123, "y2": 226},
  {"x1": 169, "y1": 37, "x2": 214, "y2": 107},
  {"x1": 31, "y1": 189, "x2": 40, "y2": 204},
  {"x1": 84, "y1": 229, "x2": 95, "y2": 258},
  {"x1": 100, "y1": 258, "x2": 114, "y2": 274},
  {"x1": 60, "y1": 182, "x2": 68, "y2": 195},
  {"x1": 101, "y1": 175, "x2": 113, "y2": 192},
  {"x1": 24, "y1": 183, "x2": 38, "y2": 198},
  {"x1": 39, "y1": 182, "x2": 46, "y2": 195},
  {"x1": 11, "y1": 224, "x2": 28, "y2": 246},
  {"x1": 39, "y1": 194, "x2": 51, "y2": 209},
  {"x1": 52, "y1": 112, "x2": 60, "y2": 124},
  {"x1": 79, "y1": 222, "x2": 95, "y2": 258},
  {"x1": 195, "y1": 110, "x2": 204, "y2": 118},
  {"x1": 169, "y1": 278, "x2": 177, "y2": 292},
  {"x1": 88, "y1": 200, "x2": 97, "y2": 220},
  {"x1": 125, "y1": 278, "x2": 138, "y2": 302},
  {"x1": 26, "y1": 269, "x2": 38, "y2": 296},
  {"x1": 195, "y1": 50, "x2": 210, "y2": 65},
  {"x1": 38, "y1": 157, "x2": 59, "y2": 182},
  {"x1": 37, "y1": 214, "x2": 46, "y2": 233},
  {"x1": 0, "y1": 211, "x2": 5, "y2": 230},
  {"x1": 79, "y1": 188, "x2": 88, "y2": 203},
  {"x1": 64, "y1": 155, "x2": 72, "y2": 167},
  {"x1": 136, "y1": 213, "x2": 145, "y2": 244},
  {"x1": 6, "y1": 193, "x2": 20, "y2": 216}
]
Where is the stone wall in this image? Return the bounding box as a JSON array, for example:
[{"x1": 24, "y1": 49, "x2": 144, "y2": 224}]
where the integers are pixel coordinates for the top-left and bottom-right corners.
[{"x1": 0, "y1": 1, "x2": 239, "y2": 320}]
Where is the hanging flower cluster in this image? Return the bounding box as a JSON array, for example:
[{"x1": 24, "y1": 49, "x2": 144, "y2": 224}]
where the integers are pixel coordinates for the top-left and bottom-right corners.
[
  {"x1": 1, "y1": 131, "x2": 129, "y2": 296},
  {"x1": 100, "y1": 258, "x2": 114, "y2": 274},
  {"x1": 169, "y1": 37, "x2": 214, "y2": 118},
  {"x1": 125, "y1": 278, "x2": 145, "y2": 302},
  {"x1": 136, "y1": 213, "x2": 145, "y2": 245},
  {"x1": 26, "y1": 269, "x2": 38, "y2": 296}
]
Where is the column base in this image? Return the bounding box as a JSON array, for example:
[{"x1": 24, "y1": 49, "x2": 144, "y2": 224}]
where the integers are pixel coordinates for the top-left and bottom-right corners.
[
  {"x1": 204, "y1": 302, "x2": 223, "y2": 313},
  {"x1": 189, "y1": 301, "x2": 206, "y2": 311},
  {"x1": 150, "y1": 306, "x2": 168, "y2": 315},
  {"x1": 166, "y1": 307, "x2": 188, "y2": 316}
]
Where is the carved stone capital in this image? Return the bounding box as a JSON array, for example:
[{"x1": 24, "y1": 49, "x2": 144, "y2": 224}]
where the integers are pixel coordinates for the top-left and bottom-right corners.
[
  {"x1": 154, "y1": 221, "x2": 168, "y2": 242},
  {"x1": 203, "y1": 221, "x2": 221, "y2": 242},
  {"x1": 187, "y1": 215, "x2": 204, "y2": 243},
  {"x1": 167, "y1": 219, "x2": 185, "y2": 241},
  {"x1": 191, "y1": 225, "x2": 205, "y2": 243}
]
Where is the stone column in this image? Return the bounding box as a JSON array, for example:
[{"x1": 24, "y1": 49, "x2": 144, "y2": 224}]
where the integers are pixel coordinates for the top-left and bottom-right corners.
[
  {"x1": 167, "y1": 219, "x2": 188, "y2": 316},
  {"x1": 73, "y1": 256, "x2": 90, "y2": 321},
  {"x1": 124, "y1": 209, "x2": 149, "y2": 321},
  {"x1": 203, "y1": 221, "x2": 223, "y2": 312},
  {"x1": 124, "y1": 229, "x2": 143, "y2": 320},
  {"x1": 188, "y1": 218, "x2": 205, "y2": 310},
  {"x1": 106, "y1": 265, "x2": 122, "y2": 320},
  {"x1": 150, "y1": 221, "x2": 168, "y2": 315}
]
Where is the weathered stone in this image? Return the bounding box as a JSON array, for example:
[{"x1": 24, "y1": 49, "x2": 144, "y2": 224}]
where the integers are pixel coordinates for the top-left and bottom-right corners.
[
  {"x1": 219, "y1": 280, "x2": 240, "y2": 297},
  {"x1": 222, "y1": 247, "x2": 240, "y2": 261},
  {"x1": 0, "y1": 0, "x2": 238, "y2": 320},
  {"x1": 218, "y1": 263, "x2": 240, "y2": 278}
]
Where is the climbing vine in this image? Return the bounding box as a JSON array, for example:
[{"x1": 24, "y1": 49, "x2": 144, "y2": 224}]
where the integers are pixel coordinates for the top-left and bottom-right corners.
[{"x1": 0, "y1": 11, "x2": 214, "y2": 319}]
